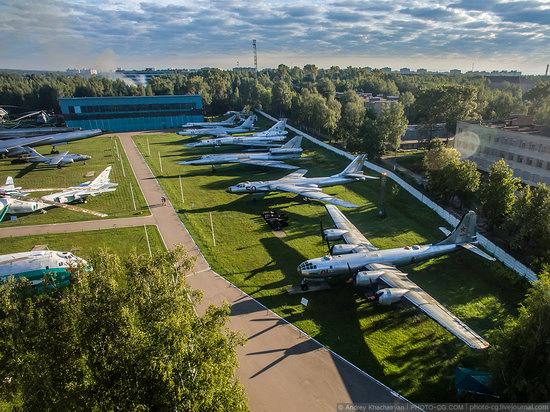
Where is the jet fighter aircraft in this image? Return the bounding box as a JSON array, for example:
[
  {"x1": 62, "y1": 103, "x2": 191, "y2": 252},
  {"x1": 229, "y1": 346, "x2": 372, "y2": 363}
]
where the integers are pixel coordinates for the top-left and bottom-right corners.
[
  {"x1": 23, "y1": 147, "x2": 91, "y2": 168},
  {"x1": 182, "y1": 114, "x2": 238, "y2": 128},
  {"x1": 297, "y1": 206, "x2": 495, "y2": 349},
  {"x1": 186, "y1": 120, "x2": 288, "y2": 148},
  {"x1": 41, "y1": 166, "x2": 118, "y2": 204},
  {"x1": 226, "y1": 154, "x2": 376, "y2": 208},
  {"x1": 178, "y1": 115, "x2": 256, "y2": 137},
  {"x1": 179, "y1": 136, "x2": 303, "y2": 170}
]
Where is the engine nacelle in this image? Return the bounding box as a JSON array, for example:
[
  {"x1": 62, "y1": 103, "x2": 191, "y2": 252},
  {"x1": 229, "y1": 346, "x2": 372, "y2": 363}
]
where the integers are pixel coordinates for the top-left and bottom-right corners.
[
  {"x1": 323, "y1": 228, "x2": 348, "y2": 241},
  {"x1": 331, "y1": 243, "x2": 360, "y2": 255},
  {"x1": 375, "y1": 288, "x2": 409, "y2": 306},
  {"x1": 354, "y1": 270, "x2": 385, "y2": 287}
]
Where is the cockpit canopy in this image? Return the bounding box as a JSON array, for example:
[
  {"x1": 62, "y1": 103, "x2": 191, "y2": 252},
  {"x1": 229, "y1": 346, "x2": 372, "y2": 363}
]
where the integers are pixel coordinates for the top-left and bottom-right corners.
[{"x1": 298, "y1": 261, "x2": 318, "y2": 271}]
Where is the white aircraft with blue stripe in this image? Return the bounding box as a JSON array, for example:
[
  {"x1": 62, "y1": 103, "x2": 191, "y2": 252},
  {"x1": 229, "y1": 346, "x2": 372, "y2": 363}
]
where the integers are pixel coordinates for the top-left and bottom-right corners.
[{"x1": 0, "y1": 250, "x2": 87, "y2": 287}]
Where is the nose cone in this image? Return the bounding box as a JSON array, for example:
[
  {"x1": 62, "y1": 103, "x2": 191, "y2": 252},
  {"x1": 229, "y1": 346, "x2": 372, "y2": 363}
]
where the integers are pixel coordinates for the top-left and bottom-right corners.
[{"x1": 226, "y1": 187, "x2": 233, "y2": 193}]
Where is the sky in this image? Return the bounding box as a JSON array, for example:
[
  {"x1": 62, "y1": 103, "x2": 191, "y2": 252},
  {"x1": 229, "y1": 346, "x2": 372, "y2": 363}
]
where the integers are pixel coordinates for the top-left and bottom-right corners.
[{"x1": 1, "y1": 0, "x2": 549, "y2": 74}]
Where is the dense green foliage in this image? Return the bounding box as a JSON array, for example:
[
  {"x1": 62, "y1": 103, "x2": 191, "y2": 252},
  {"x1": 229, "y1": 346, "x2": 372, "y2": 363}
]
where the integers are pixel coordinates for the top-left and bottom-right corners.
[
  {"x1": 3, "y1": 70, "x2": 549, "y2": 150},
  {"x1": 424, "y1": 141, "x2": 480, "y2": 206},
  {"x1": 491, "y1": 278, "x2": 550, "y2": 402},
  {"x1": 424, "y1": 142, "x2": 550, "y2": 272},
  {"x1": 0, "y1": 248, "x2": 248, "y2": 411},
  {"x1": 480, "y1": 159, "x2": 521, "y2": 230}
]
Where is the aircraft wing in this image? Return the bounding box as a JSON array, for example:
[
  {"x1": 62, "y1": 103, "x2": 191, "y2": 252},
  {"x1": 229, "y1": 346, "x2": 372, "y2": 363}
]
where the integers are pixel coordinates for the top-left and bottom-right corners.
[
  {"x1": 237, "y1": 160, "x2": 300, "y2": 170},
  {"x1": 236, "y1": 140, "x2": 282, "y2": 147},
  {"x1": 1, "y1": 135, "x2": 56, "y2": 150},
  {"x1": 48, "y1": 152, "x2": 69, "y2": 165},
  {"x1": 368, "y1": 263, "x2": 490, "y2": 350},
  {"x1": 325, "y1": 204, "x2": 378, "y2": 251},
  {"x1": 272, "y1": 184, "x2": 359, "y2": 208}
]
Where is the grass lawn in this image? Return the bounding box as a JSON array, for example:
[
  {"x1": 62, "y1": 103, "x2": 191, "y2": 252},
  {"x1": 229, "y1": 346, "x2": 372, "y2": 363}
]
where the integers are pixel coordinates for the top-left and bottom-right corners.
[
  {"x1": 393, "y1": 151, "x2": 426, "y2": 174},
  {"x1": 133, "y1": 130, "x2": 525, "y2": 402},
  {"x1": 1, "y1": 225, "x2": 165, "y2": 258},
  {"x1": 0, "y1": 135, "x2": 149, "y2": 226}
]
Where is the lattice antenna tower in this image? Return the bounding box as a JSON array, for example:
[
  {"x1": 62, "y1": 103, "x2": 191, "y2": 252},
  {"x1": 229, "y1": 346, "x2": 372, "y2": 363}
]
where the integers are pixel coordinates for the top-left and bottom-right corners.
[{"x1": 252, "y1": 39, "x2": 258, "y2": 73}]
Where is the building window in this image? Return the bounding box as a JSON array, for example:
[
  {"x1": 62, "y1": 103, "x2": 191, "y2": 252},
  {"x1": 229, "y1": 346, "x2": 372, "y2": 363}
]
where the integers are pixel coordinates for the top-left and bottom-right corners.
[
  {"x1": 526, "y1": 158, "x2": 533, "y2": 166},
  {"x1": 520, "y1": 141, "x2": 526, "y2": 148},
  {"x1": 517, "y1": 155, "x2": 523, "y2": 163},
  {"x1": 499, "y1": 151, "x2": 505, "y2": 158},
  {"x1": 508, "y1": 153, "x2": 514, "y2": 161},
  {"x1": 537, "y1": 160, "x2": 543, "y2": 168}
]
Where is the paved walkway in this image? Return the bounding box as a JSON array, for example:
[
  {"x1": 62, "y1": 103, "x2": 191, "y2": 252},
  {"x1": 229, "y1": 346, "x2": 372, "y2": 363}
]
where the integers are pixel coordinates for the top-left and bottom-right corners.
[
  {"x1": 0, "y1": 215, "x2": 155, "y2": 238},
  {"x1": 2, "y1": 132, "x2": 410, "y2": 411}
]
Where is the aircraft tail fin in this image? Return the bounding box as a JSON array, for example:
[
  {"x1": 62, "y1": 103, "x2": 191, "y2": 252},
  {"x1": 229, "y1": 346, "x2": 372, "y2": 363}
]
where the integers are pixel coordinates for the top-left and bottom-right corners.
[
  {"x1": 89, "y1": 166, "x2": 112, "y2": 188},
  {"x1": 282, "y1": 135, "x2": 302, "y2": 149},
  {"x1": 4, "y1": 176, "x2": 15, "y2": 190},
  {"x1": 436, "y1": 211, "x2": 477, "y2": 246},
  {"x1": 339, "y1": 154, "x2": 367, "y2": 176},
  {"x1": 268, "y1": 119, "x2": 287, "y2": 133},
  {"x1": 240, "y1": 115, "x2": 256, "y2": 129},
  {"x1": 226, "y1": 114, "x2": 237, "y2": 123}
]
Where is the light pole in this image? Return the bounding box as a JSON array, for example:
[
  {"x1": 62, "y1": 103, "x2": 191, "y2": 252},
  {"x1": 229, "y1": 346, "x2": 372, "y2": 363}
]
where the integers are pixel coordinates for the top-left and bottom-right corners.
[{"x1": 379, "y1": 172, "x2": 387, "y2": 218}]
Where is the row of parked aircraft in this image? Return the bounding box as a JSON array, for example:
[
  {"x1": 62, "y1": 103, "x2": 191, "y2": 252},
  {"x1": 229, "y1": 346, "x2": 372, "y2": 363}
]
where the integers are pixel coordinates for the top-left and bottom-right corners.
[
  {"x1": 0, "y1": 166, "x2": 118, "y2": 220},
  {"x1": 177, "y1": 112, "x2": 496, "y2": 350}
]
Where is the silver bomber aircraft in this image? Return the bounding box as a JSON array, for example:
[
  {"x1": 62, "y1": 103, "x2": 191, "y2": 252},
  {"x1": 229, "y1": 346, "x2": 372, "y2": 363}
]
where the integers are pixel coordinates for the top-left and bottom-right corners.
[
  {"x1": 226, "y1": 154, "x2": 376, "y2": 208},
  {"x1": 23, "y1": 147, "x2": 91, "y2": 168},
  {"x1": 178, "y1": 115, "x2": 256, "y2": 137},
  {"x1": 179, "y1": 136, "x2": 303, "y2": 170},
  {"x1": 186, "y1": 120, "x2": 288, "y2": 148},
  {"x1": 297, "y1": 205, "x2": 495, "y2": 350},
  {"x1": 182, "y1": 114, "x2": 238, "y2": 128}
]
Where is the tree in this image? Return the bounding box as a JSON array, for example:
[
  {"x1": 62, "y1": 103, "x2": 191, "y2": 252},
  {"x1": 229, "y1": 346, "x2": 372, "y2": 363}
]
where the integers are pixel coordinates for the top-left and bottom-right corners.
[
  {"x1": 505, "y1": 183, "x2": 550, "y2": 268},
  {"x1": 338, "y1": 90, "x2": 366, "y2": 143},
  {"x1": 400, "y1": 91, "x2": 415, "y2": 118},
  {"x1": 414, "y1": 84, "x2": 480, "y2": 135},
  {"x1": 424, "y1": 141, "x2": 480, "y2": 206},
  {"x1": 148, "y1": 76, "x2": 174, "y2": 95},
  {"x1": 480, "y1": 159, "x2": 520, "y2": 230},
  {"x1": 0, "y1": 249, "x2": 248, "y2": 411},
  {"x1": 423, "y1": 140, "x2": 461, "y2": 172},
  {"x1": 357, "y1": 115, "x2": 384, "y2": 159},
  {"x1": 534, "y1": 96, "x2": 550, "y2": 125},
  {"x1": 316, "y1": 78, "x2": 336, "y2": 100},
  {"x1": 272, "y1": 80, "x2": 293, "y2": 115},
  {"x1": 491, "y1": 278, "x2": 550, "y2": 401},
  {"x1": 377, "y1": 102, "x2": 408, "y2": 153}
]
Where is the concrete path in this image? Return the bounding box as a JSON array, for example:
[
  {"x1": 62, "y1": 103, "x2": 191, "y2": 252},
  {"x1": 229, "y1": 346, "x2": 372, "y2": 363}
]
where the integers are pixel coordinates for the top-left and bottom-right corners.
[
  {"x1": 0, "y1": 215, "x2": 155, "y2": 238},
  {"x1": 117, "y1": 132, "x2": 409, "y2": 410}
]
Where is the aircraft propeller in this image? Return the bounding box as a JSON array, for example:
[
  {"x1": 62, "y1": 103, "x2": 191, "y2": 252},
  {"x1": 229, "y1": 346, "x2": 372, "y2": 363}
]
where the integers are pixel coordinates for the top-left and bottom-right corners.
[{"x1": 319, "y1": 220, "x2": 331, "y2": 254}]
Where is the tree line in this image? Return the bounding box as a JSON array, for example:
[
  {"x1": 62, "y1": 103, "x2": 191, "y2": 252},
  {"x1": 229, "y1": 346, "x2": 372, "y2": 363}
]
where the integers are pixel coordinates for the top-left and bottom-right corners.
[{"x1": 2, "y1": 68, "x2": 550, "y2": 159}]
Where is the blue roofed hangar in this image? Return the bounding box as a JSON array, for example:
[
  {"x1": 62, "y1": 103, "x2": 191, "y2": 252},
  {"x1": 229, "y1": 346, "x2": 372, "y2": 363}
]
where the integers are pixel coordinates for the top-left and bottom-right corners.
[{"x1": 59, "y1": 95, "x2": 203, "y2": 132}]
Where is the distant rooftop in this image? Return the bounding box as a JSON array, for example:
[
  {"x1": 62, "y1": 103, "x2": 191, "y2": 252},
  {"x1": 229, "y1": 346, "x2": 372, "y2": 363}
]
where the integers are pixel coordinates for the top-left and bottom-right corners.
[{"x1": 464, "y1": 115, "x2": 550, "y2": 137}]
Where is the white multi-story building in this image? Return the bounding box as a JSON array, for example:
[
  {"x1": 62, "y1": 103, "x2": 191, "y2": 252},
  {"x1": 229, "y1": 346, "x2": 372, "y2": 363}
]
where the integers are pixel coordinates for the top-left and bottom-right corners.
[{"x1": 455, "y1": 119, "x2": 550, "y2": 186}]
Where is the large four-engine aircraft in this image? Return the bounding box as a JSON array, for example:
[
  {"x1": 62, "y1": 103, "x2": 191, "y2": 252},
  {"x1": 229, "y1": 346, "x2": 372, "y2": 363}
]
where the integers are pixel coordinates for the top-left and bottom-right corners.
[
  {"x1": 179, "y1": 136, "x2": 303, "y2": 170},
  {"x1": 226, "y1": 154, "x2": 376, "y2": 208},
  {"x1": 297, "y1": 206, "x2": 494, "y2": 349},
  {"x1": 178, "y1": 115, "x2": 256, "y2": 137},
  {"x1": 186, "y1": 120, "x2": 288, "y2": 148}
]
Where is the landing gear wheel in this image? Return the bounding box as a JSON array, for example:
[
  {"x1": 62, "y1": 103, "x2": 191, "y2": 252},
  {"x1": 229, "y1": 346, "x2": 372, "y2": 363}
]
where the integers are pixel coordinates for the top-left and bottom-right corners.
[
  {"x1": 300, "y1": 280, "x2": 309, "y2": 291},
  {"x1": 51, "y1": 149, "x2": 59, "y2": 155},
  {"x1": 302, "y1": 197, "x2": 311, "y2": 203}
]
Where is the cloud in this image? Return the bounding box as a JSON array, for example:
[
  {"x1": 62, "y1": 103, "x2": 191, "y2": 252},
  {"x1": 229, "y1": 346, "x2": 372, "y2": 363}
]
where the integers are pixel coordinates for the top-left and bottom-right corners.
[{"x1": 0, "y1": 0, "x2": 548, "y2": 73}]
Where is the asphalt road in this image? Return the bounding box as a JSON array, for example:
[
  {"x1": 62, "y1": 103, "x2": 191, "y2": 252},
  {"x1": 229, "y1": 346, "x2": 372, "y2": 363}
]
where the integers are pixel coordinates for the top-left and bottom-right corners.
[{"x1": 0, "y1": 131, "x2": 411, "y2": 411}]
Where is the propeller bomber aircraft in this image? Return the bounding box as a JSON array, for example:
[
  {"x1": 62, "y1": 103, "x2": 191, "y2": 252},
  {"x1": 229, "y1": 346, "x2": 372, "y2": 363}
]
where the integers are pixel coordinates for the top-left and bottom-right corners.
[{"x1": 297, "y1": 205, "x2": 495, "y2": 350}]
